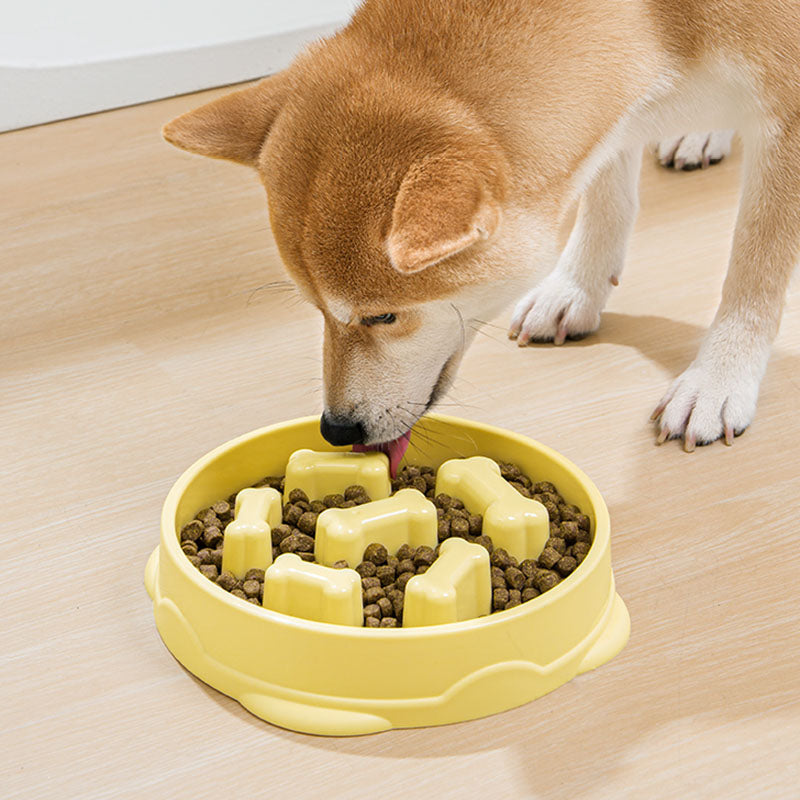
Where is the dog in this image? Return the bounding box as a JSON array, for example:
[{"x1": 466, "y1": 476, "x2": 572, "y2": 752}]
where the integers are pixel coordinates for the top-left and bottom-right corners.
[{"x1": 163, "y1": 0, "x2": 799, "y2": 463}]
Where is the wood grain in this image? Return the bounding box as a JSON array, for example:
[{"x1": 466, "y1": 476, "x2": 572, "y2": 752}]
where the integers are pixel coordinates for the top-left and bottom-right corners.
[{"x1": 2, "y1": 87, "x2": 798, "y2": 800}]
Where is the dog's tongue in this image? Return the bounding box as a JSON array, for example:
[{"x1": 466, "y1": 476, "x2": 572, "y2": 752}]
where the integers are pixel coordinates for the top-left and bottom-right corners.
[{"x1": 353, "y1": 431, "x2": 411, "y2": 478}]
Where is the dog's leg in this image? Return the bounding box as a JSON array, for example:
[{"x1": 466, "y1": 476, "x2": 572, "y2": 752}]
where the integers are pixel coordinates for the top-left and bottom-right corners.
[
  {"x1": 653, "y1": 126, "x2": 800, "y2": 449},
  {"x1": 510, "y1": 147, "x2": 641, "y2": 345},
  {"x1": 656, "y1": 130, "x2": 734, "y2": 170}
]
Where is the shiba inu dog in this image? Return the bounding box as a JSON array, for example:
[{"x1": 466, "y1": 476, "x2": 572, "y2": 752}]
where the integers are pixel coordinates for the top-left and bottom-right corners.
[{"x1": 163, "y1": 0, "x2": 800, "y2": 464}]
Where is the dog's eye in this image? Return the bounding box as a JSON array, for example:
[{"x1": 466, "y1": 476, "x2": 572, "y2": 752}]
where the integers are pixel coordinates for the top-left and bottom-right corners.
[{"x1": 360, "y1": 313, "x2": 397, "y2": 326}]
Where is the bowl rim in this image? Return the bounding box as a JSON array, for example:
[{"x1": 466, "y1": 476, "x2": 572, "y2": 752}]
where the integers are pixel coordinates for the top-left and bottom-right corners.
[{"x1": 160, "y1": 413, "x2": 610, "y2": 637}]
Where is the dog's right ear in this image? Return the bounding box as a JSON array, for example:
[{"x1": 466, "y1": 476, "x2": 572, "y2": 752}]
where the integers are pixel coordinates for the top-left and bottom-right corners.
[
  {"x1": 162, "y1": 73, "x2": 289, "y2": 167},
  {"x1": 386, "y1": 154, "x2": 502, "y2": 275}
]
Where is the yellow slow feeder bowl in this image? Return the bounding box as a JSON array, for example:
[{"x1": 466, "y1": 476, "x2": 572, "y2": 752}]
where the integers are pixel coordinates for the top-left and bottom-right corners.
[{"x1": 144, "y1": 414, "x2": 629, "y2": 736}]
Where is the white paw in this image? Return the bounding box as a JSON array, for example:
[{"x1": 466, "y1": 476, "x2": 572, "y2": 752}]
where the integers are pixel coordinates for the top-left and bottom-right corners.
[
  {"x1": 656, "y1": 130, "x2": 734, "y2": 170},
  {"x1": 651, "y1": 361, "x2": 760, "y2": 450},
  {"x1": 509, "y1": 271, "x2": 606, "y2": 346}
]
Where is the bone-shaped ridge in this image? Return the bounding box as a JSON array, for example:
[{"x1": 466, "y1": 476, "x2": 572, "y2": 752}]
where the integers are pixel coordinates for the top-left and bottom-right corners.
[
  {"x1": 435, "y1": 456, "x2": 549, "y2": 561},
  {"x1": 314, "y1": 488, "x2": 437, "y2": 567},
  {"x1": 283, "y1": 449, "x2": 391, "y2": 503},
  {"x1": 403, "y1": 537, "x2": 491, "y2": 627},
  {"x1": 262, "y1": 553, "x2": 363, "y2": 626},
  {"x1": 221, "y1": 487, "x2": 282, "y2": 578}
]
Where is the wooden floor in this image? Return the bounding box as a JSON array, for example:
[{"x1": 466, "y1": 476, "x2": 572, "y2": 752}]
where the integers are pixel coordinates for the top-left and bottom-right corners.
[{"x1": 3, "y1": 86, "x2": 799, "y2": 800}]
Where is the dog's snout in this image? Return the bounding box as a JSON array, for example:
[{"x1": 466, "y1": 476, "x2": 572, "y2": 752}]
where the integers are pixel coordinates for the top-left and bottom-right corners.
[{"x1": 320, "y1": 412, "x2": 365, "y2": 446}]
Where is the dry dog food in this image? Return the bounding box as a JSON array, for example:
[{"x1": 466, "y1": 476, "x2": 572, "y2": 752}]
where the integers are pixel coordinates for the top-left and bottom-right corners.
[{"x1": 180, "y1": 460, "x2": 592, "y2": 624}]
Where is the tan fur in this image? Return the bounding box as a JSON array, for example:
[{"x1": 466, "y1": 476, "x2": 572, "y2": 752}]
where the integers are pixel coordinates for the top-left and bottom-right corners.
[{"x1": 163, "y1": 0, "x2": 800, "y2": 448}]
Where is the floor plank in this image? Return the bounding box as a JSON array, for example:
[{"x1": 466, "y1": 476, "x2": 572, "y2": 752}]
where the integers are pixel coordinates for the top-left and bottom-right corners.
[{"x1": 2, "y1": 87, "x2": 798, "y2": 800}]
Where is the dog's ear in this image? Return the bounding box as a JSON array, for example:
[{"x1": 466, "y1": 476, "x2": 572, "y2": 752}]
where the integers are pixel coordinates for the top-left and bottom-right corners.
[
  {"x1": 162, "y1": 73, "x2": 289, "y2": 167},
  {"x1": 386, "y1": 156, "x2": 501, "y2": 274}
]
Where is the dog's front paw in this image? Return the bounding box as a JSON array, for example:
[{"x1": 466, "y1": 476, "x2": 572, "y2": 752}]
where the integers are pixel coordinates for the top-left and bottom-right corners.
[
  {"x1": 656, "y1": 130, "x2": 734, "y2": 170},
  {"x1": 509, "y1": 272, "x2": 604, "y2": 346},
  {"x1": 651, "y1": 361, "x2": 760, "y2": 451}
]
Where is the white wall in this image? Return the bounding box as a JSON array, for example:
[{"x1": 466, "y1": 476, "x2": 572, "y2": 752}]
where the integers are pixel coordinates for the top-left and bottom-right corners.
[{"x1": 0, "y1": 0, "x2": 358, "y2": 131}]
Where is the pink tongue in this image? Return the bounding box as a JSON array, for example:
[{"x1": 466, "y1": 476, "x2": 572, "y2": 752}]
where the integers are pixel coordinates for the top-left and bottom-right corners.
[{"x1": 353, "y1": 430, "x2": 411, "y2": 478}]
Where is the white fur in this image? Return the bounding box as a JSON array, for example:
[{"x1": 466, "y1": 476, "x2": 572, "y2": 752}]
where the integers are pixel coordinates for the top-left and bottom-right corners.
[
  {"x1": 510, "y1": 56, "x2": 794, "y2": 448},
  {"x1": 657, "y1": 130, "x2": 735, "y2": 169}
]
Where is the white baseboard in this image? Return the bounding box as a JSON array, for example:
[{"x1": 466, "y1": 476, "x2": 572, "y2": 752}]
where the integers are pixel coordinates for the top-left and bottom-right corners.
[{"x1": 1, "y1": 2, "x2": 356, "y2": 131}]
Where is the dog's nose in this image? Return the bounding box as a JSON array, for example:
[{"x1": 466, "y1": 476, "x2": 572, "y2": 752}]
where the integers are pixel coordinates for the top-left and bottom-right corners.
[{"x1": 320, "y1": 413, "x2": 366, "y2": 446}]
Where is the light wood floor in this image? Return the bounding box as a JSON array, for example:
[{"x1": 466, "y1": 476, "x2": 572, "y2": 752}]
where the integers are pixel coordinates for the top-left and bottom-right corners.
[{"x1": 2, "y1": 87, "x2": 799, "y2": 800}]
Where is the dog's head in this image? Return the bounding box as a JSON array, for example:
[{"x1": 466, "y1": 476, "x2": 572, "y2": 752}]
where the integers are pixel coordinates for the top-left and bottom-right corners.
[{"x1": 164, "y1": 51, "x2": 553, "y2": 467}]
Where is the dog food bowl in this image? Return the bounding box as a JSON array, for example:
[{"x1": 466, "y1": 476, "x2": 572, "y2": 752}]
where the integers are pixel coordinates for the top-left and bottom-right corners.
[{"x1": 144, "y1": 414, "x2": 629, "y2": 735}]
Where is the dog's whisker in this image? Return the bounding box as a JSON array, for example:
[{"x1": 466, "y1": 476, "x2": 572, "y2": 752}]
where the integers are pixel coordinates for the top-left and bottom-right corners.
[{"x1": 471, "y1": 318, "x2": 507, "y2": 332}]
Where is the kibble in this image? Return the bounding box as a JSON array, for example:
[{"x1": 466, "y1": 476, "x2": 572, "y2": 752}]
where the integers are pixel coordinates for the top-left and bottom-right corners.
[
  {"x1": 414, "y1": 546, "x2": 436, "y2": 568},
  {"x1": 181, "y1": 540, "x2": 198, "y2": 556},
  {"x1": 212, "y1": 500, "x2": 231, "y2": 518},
  {"x1": 490, "y1": 548, "x2": 514, "y2": 569},
  {"x1": 573, "y1": 541, "x2": 591, "y2": 562},
  {"x1": 180, "y1": 519, "x2": 204, "y2": 542},
  {"x1": 505, "y1": 566, "x2": 525, "y2": 590},
  {"x1": 396, "y1": 558, "x2": 414, "y2": 575},
  {"x1": 271, "y1": 524, "x2": 292, "y2": 546},
  {"x1": 186, "y1": 460, "x2": 592, "y2": 626},
  {"x1": 556, "y1": 556, "x2": 577, "y2": 576},
  {"x1": 364, "y1": 586, "x2": 386, "y2": 604},
  {"x1": 203, "y1": 526, "x2": 224, "y2": 548},
  {"x1": 376, "y1": 564, "x2": 396, "y2": 586},
  {"x1": 283, "y1": 505, "x2": 303, "y2": 526},
  {"x1": 396, "y1": 543, "x2": 414, "y2": 561},
  {"x1": 297, "y1": 511, "x2": 318, "y2": 535},
  {"x1": 356, "y1": 560, "x2": 377, "y2": 578},
  {"x1": 493, "y1": 587, "x2": 510, "y2": 610},
  {"x1": 491, "y1": 566, "x2": 507, "y2": 590},
  {"x1": 344, "y1": 485, "x2": 367, "y2": 501},
  {"x1": 288, "y1": 488, "x2": 309, "y2": 504},
  {"x1": 377, "y1": 597, "x2": 393, "y2": 617},
  {"x1": 363, "y1": 543, "x2": 388, "y2": 565},
  {"x1": 363, "y1": 603, "x2": 381, "y2": 619},
  {"x1": 280, "y1": 532, "x2": 314, "y2": 553},
  {"x1": 387, "y1": 589, "x2": 404, "y2": 617},
  {"x1": 538, "y1": 546, "x2": 561, "y2": 569},
  {"x1": 396, "y1": 571, "x2": 415, "y2": 591},
  {"x1": 534, "y1": 570, "x2": 560, "y2": 593},
  {"x1": 546, "y1": 536, "x2": 566, "y2": 555},
  {"x1": 217, "y1": 571, "x2": 239, "y2": 591},
  {"x1": 560, "y1": 521, "x2": 579, "y2": 542}
]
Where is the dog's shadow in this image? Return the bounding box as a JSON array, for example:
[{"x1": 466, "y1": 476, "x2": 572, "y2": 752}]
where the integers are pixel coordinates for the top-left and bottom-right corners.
[
  {"x1": 565, "y1": 311, "x2": 704, "y2": 374},
  {"x1": 201, "y1": 311, "x2": 799, "y2": 796}
]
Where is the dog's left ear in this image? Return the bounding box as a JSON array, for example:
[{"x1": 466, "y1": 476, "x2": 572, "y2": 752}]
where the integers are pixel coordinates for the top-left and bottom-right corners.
[
  {"x1": 162, "y1": 72, "x2": 290, "y2": 167},
  {"x1": 386, "y1": 155, "x2": 501, "y2": 274}
]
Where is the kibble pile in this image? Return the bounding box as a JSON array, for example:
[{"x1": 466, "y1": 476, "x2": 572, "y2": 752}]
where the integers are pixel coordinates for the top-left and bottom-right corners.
[{"x1": 179, "y1": 461, "x2": 592, "y2": 626}]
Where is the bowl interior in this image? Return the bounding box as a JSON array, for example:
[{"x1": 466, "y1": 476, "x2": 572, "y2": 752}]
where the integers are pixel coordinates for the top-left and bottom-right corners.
[{"x1": 168, "y1": 414, "x2": 606, "y2": 544}]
